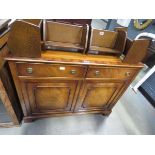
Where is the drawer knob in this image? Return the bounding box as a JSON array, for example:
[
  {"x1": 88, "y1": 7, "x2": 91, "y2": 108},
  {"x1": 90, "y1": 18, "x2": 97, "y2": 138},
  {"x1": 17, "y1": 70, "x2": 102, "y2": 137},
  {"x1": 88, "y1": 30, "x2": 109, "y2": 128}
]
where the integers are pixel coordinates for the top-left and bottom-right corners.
[
  {"x1": 95, "y1": 71, "x2": 100, "y2": 76},
  {"x1": 27, "y1": 67, "x2": 33, "y2": 74},
  {"x1": 125, "y1": 72, "x2": 131, "y2": 77},
  {"x1": 70, "y1": 70, "x2": 76, "y2": 75}
]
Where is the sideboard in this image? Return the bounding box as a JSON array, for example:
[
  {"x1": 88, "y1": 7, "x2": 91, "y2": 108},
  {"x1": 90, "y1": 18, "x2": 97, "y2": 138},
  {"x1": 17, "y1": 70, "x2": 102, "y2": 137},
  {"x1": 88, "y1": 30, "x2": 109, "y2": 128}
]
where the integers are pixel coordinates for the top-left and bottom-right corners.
[
  {"x1": 5, "y1": 19, "x2": 149, "y2": 122},
  {"x1": 6, "y1": 51, "x2": 143, "y2": 122}
]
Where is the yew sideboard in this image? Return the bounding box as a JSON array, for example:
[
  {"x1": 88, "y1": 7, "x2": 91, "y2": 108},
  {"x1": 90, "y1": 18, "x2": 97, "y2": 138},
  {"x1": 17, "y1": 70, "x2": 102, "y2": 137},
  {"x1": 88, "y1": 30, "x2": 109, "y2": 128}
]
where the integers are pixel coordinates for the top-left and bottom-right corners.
[{"x1": 6, "y1": 51, "x2": 143, "y2": 122}]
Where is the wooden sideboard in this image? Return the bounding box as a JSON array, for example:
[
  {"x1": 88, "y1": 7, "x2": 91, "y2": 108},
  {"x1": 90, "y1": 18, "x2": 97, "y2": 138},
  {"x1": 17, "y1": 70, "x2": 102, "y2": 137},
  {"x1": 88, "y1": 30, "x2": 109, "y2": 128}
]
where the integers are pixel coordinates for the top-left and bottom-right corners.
[
  {"x1": 0, "y1": 29, "x2": 22, "y2": 127},
  {"x1": 5, "y1": 19, "x2": 149, "y2": 123},
  {"x1": 6, "y1": 51, "x2": 143, "y2": 122}
]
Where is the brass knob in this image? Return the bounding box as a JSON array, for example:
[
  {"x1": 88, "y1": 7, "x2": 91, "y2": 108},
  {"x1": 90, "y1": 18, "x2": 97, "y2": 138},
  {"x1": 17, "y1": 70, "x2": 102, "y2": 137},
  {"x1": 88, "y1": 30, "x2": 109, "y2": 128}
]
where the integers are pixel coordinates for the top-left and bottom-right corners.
[
  {"x1": 125, "y1": 72, "x2": 131, "y2": 77},
  {"x1": 95, "y1": 70, "x2": 100, "y2": 76},
  {"x1": 27, "y1": 67, "x2": 33, "y2": 74},
  {"x1": 70, "y1": 70, "x2": 76, "y2": 75}
]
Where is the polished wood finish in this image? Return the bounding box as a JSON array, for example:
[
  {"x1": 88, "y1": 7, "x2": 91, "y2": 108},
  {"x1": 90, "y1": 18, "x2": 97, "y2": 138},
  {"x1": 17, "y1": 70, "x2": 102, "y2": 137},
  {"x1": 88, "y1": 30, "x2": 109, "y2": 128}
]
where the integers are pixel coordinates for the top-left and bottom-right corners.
[
  {"x1": 6, "y1": 50, "x2": 143, "y2": 122},
  {"x1": 7, "y1": 20, "x2": 42, "y2": 58},
  {"x1": 114, "y1": 28, "x2": 127, "y2": 54},
  {"x1": 5, "y1": 20, "x2": 147, "y2": 122},
  {"x1": 43, "y1": 20, "x2": 89, "y2": 53},
  {"x1": 88, "y1": 28, "x2": 127, "y2": 55},
  {"x1": 0, "y1": 44, "x2": 9, "y2": 69},
  {"x1": 123, "y1": 38, "x2": 132, "y2": 55},
  {"x1": 86, "y1": 66, "x2": 137, "y2": 80},
  {"x1": 123, "y1": 39, "x2": 150, "y2": 64},
  {"x1": 16, "y1": 62, "x2": 87, "y2": 78},
  {"x1": 75, "y1": 81, "x2": 124, "y2": 112},
  {"x1": 89, "y1": 47, "x2": 120, "y2": 54},
  {"x1": 25, "y1": 80, "x2": 78, "y2": 114},
  {"x1": 90, "y1": 29, "x2": 118, "y2": 48},
  {"x1": 46, "y1": 21, "x2": 83, "y2": 44},
  {"x1": 6, "y1": 51, "x2": 143, "y2": 68}
]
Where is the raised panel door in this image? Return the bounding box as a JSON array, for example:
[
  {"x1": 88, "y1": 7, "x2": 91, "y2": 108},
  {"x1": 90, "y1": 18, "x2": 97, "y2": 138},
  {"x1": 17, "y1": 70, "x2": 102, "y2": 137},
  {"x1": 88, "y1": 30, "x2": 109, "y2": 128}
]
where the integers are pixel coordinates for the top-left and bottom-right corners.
[
  {"x1": 75, "y1": 81, "x2": 124, "y2": 112},
  {"x1": 25, "y1": 81, "x2": 78, "y2": 114}
]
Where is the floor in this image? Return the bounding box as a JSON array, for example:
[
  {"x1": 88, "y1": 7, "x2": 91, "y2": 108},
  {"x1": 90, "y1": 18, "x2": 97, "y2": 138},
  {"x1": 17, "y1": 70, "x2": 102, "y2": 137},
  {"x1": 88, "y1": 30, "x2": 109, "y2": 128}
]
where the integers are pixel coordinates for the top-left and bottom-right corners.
[
  {"x1": 91, "y1": 19, "x2": 107, "y2": 29},
  {"x1": 0, "y1": 85, "x2": 155, "y2": 135},
  {"x1": 0, "y1": 99, "x2": 12, "y2": 123}
]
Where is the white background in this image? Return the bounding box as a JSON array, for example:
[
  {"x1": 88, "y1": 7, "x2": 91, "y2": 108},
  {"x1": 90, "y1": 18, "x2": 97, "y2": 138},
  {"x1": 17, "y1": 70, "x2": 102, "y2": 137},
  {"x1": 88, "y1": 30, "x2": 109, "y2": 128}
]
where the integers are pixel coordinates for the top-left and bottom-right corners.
[{"x1": 0, "y1": 0, "x2": 155, "y2": 154}]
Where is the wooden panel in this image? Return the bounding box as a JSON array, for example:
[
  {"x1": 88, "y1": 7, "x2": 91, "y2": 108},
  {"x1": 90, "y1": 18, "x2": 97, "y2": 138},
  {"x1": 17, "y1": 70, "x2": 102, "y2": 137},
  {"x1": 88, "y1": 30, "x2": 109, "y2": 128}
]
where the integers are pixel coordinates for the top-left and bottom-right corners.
[
  {"x1": 114, "y1": 29, "x2": 127, "y2": 53},
  {"x1": 16, "y1": 62, "x2": 87, "y2": 78},
  {"x1": 43, "y1": 21, "x2": 89, "y2": 52},
  {"x1": 45, "y1": 21, "x2": 83, "y2": 44},
  {"x1": 83, "y1": 86, "x2": 116, "y2": 108},
  {"x1": 89, "y1": 46, "x2": 120, "y2": 54},
  {"x1": 81, "y1": 24, "x2": 89, "y2": 53},
  {"x1": 0, "y1": 45, "x2": 9, "y2": 70},
  {"x1": 75, "y1": 81, "x2": 123, "y2": 111},
  {"x1": 6, "y1": 50, "x2": 144, "y2": 68},
  {"x1": 123, "y1": 39, "x2": 150, "y2": 64},
  {"x1": 26, "y1": 81, "x2": 77, "y2": 113},
  {"x1": 86, "y1": 66, "x2": 137, "y2": 80},
  {"x1": 6, "y1": 49, "x2": 143, "y2": 122},
  {"x1": 123, "y1": 38, "x2": 132, "y2": 55},
  {"x1": 90, "y1": 29, "x2": 118, "y2": 48},
  {"x1": 45, "y1": 41, "x2": 84, "y2": 51},
  {"x1": 35, "y1": 87, "x2": 70, "y2": 109},
  {"x1": 7, "y1": 20, "x2": 41, "y2": 58}
]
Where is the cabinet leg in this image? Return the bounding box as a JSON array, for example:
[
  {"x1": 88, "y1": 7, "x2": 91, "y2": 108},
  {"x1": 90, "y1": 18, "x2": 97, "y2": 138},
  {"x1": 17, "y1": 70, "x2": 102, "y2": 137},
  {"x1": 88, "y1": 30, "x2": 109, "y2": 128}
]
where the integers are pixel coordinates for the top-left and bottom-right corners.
[
  {"x1": 24, "y1": 118, "x2": 34, "y2": 123},
  {"x1": 102, "y1": 110, "x2": 112, "y2": 116}
]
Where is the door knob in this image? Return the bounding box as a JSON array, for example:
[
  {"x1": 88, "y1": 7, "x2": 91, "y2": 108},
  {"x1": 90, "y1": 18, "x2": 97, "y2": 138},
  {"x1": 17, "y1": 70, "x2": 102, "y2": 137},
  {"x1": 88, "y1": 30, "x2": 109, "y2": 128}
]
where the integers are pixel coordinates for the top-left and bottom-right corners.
[
  {"x1": 125, "y1": 72, "x2": 131, "y2": 77},
  {"x1": 70, "y1": 70, "x2": 76, "y2": 75},
  {"x1": 95, "y1": 70, "x2": 100, "y2": 76},
  {"x1": 27, "y1": 67, "x2": 33, "y2": 74}
]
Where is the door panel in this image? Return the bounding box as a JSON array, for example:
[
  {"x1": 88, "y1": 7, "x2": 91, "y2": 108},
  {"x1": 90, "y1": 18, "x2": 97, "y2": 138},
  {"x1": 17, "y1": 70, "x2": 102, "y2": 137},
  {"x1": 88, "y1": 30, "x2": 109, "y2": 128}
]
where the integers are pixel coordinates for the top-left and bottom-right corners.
[
  {"x1": 75, "y1": 81, "x2": 124, "y2": 112},
  {"x1": 35, "y1": 86, "x2": 70, "y2": 110},
  {"x1": 25, "y1": 81, "x2": 77, "y2": 114}
]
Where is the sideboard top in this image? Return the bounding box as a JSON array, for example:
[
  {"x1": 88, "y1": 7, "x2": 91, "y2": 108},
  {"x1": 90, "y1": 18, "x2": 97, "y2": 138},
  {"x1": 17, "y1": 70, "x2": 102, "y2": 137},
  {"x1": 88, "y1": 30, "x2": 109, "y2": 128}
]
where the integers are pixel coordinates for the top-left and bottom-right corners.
[{"x1": 5, "y1": 50, "x2": 143, "y2": 68}]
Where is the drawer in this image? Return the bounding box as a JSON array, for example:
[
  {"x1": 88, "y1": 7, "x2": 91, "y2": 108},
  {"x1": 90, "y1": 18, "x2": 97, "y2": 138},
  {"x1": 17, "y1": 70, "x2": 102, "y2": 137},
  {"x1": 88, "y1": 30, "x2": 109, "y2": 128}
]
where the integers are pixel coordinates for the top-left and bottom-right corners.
[
  {"x1": 16, "y1": 63, "x2": 86, "y2": 78},
  {"x1": 86, "y1": 66, "x2": 137, "y2": 80}
]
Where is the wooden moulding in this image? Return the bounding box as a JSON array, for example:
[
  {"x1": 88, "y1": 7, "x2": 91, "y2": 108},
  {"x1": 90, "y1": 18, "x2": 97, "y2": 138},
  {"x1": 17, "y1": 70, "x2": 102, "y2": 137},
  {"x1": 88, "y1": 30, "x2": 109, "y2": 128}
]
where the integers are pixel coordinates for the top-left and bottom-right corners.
[
  {"x1": 88, "y1": 27, "x2": 127, "y2": 55},
  {"x1": 122, "y1": 38, "x2": 150, "y2": 64},
  {"x1": 7, "y1": 19, "x2": 42, "y2": 58},
  {"x1": 43, "y1": 20, "x2": 89, "y2": 53}
]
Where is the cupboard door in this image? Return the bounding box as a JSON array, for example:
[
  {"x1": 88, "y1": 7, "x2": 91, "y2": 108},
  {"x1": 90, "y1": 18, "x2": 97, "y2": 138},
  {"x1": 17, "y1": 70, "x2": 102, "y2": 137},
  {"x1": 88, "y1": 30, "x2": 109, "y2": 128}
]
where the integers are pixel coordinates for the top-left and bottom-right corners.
[
  {"x1": 25, "y1": 81, "x2": 77, "y2": 114},
  {"x1": 75, "y1": 81, "x2": 124, "y2": 112}
]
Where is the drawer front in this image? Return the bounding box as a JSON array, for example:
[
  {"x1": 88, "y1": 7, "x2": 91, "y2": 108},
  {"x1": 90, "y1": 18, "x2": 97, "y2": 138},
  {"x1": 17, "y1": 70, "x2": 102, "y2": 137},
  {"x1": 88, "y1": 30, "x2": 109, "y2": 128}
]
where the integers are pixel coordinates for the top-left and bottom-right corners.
[
  {"x1": 86, "y1": 66, "x2": 137, "y2": 80},
  {"x1": 16, "y1": 63, "x2": 86, "y2": 78}
]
